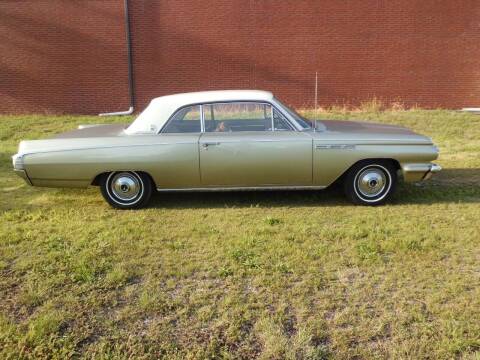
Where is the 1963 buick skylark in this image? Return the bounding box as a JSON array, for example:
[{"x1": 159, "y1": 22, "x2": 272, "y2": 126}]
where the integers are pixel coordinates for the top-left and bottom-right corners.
[{"x1": 13, "y1": 90, "x2": 441, "y2": 209}]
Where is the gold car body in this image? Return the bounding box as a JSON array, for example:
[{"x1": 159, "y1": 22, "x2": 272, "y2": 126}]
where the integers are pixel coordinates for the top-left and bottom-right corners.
[{"x1": 12, "y1": 90, "x2": 440, "y2": 190}]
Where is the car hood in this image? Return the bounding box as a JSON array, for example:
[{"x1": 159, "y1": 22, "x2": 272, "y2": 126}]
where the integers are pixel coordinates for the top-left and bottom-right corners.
[
  {"x1": 312, "y1": 120, "x2": 433, "y2": 144},
  {"x1": 53, "y1": 123, "x2": 128, "y2": 139}
]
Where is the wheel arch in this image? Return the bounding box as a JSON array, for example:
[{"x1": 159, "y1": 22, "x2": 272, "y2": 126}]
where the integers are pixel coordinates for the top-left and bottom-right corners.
[
  {"x1": 91, "y1": 171, "x2": 156, "y2": 188},
  {"x1": 329, "y1": 158, "x2": 401, "y2": 187}
]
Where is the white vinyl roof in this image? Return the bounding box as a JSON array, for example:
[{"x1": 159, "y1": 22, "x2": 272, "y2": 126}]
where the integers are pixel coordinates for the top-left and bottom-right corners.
[{"x1": 126, "y1": 90, "x2": 274, "y2": 134}]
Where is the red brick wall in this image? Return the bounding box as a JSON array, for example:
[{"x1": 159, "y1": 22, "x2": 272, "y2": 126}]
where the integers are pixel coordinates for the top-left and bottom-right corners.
[
  {"x1": 0, "y1": 0, "x2": 129, "y2": 114},
  {"x1": 1, "y1": 0, "x2": 480, "y2": 114}
]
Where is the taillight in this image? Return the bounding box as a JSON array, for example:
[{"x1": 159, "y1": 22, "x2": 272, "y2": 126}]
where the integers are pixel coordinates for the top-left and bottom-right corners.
[{"x1": 12, "y1": 154, "x2": 25, "y2": 170}]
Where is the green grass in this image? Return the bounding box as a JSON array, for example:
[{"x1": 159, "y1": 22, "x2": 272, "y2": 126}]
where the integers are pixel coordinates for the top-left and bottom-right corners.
[{"x1": 1, "y1": 109, "x2": 479, "y2": 359}]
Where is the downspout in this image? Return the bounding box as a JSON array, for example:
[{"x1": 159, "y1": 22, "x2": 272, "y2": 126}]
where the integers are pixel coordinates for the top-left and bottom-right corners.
[
  {"x1": 99, "y1": 0, "x2": 134, "y2": 116},
  {"x1": 461, "y1": 107, "x2": 480, "y2": 113}
]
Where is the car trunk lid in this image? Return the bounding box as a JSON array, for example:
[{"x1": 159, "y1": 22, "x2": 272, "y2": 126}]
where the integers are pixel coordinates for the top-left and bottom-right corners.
[{"x1": 53, "y1": 123, "x2": 128, "y2": 139}]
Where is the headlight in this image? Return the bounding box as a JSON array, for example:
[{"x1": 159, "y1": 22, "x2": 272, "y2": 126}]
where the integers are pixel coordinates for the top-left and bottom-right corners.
[{"x1": 12, "y1": 154, "x2": 25, "y2": 170}]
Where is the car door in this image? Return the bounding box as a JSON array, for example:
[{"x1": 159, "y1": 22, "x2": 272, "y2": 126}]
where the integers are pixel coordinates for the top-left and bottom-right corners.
[
  {"x1": 199, "y1": 102, "x2": 312, "y2": 187},
  {"x1": 152, "y1": 104, "x2": 202, "y2": 188}
]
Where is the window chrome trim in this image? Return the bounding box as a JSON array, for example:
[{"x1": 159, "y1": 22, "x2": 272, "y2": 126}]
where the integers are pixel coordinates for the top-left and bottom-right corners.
[
  {"x1": 159, "y1": 104, "x2": 202, "y2": 134},
  {"x1": 271, "y1": 105, "x2": 274, "y2": 132},
  {"x1": 201, "y1": 101, "x2": 275, "y2": 134},
  {"x1": 159, "y1": 100, "x2": 299, "y2": 134},
  {"x1": 200, "y1": 104, "x2": 205, "y2": 133},
  {"x1": 272, "y1": 107, "x2": 295, "y2": 131},
  {"x1": 199, "y1": 101, "x2": 297, "y2": 133},
  {"x1": 272, "y1": 98, "x2": 312, "y2": 131}
]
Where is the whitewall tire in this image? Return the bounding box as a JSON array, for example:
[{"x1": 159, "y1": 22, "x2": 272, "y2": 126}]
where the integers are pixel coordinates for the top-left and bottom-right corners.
[
  {"x1": 344, "y1": 161, "x2": 397, "y2": 206},
  {"x1": 100, "y1": 171, "x2": 153, "y2": 209}
]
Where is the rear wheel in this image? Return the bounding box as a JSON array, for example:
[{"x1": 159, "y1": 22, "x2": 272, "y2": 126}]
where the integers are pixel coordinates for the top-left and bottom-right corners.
[
  {"x1": 344, "y1": 160, "x2": 397, "y2": 205},
  {"x1": 100, "y1": 171, "x2": 152, "y2": 209}
]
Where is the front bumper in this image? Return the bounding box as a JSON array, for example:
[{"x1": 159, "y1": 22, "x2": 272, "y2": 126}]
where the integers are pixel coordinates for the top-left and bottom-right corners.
[
  {"x1": 423, "y1": 164, "x2": 442, "y2": 180},
  {"x1": 401, "y1": 163, "x2": 442, "y2": 182}
]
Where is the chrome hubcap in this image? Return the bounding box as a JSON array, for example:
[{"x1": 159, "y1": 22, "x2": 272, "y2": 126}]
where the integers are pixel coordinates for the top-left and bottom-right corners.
[
  {"x1": 110, "y1": 173, "x2": 141, "y2": 201},
  {"x1": 357, "y1": 168, "x2": 386, "y2": 197}
]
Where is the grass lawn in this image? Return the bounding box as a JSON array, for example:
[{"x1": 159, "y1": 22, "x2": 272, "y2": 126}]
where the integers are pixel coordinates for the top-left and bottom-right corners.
[{"x1": 0, "y1": 108, "x2": 479, "y2": 359}]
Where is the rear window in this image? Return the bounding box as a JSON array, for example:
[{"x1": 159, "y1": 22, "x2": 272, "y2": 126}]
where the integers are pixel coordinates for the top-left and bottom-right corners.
[{"x1": 162, "y1": 105, "x2": 201, "y2": 133}]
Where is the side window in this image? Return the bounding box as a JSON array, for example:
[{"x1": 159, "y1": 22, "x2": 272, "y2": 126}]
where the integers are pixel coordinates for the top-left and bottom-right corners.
[
  {"x1": 273, "y1": 108, "x2": 294, "y2": 131},
  {"x1": 204, "y1": 102, "x2": 272, "y2": 132},
  {"x1": 162, "y1": 105, "x2": 201, "y2": 133}
]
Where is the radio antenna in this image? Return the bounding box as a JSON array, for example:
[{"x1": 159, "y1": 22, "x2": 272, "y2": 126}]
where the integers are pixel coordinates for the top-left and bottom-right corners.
[{"x1": 314, "y1": 71, "x2": 318, "y2": 132}]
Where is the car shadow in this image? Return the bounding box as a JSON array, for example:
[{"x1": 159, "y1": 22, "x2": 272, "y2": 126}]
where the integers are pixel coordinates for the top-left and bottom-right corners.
[{"x1": 148, "y1": 168, "x2": 480, "y2": 209}]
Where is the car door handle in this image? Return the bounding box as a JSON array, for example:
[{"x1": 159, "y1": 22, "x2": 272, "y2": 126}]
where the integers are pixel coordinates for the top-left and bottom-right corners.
[{"x1": 202, "y1": 142, "x2": 220, "y2": 148}]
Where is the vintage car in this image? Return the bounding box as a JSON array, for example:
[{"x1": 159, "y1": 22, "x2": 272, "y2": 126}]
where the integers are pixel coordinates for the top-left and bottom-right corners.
[{"x1": 12, "y1": 90, "x2": 441, "y2": 209}]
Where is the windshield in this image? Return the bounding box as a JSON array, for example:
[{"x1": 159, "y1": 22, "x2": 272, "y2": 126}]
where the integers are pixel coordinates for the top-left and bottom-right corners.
[{"x1": 274, "y1": 98, "x2": 312, "y2": 129}]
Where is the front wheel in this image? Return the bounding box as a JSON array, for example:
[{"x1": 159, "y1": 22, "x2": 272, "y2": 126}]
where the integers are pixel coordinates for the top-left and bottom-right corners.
[
  {"x1": 344, "y1": 161, "x2": 397, "y2": 206},
  {"x1": 100, "y1": 171, "x2": 153, "y2": 209}
]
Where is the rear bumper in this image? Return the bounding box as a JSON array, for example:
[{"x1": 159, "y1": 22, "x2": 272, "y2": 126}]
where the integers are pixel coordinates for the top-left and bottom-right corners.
[
  {"x1": 401, "y1": 163, "x2": 442, "y2": 182},
  {"x1": 14, "y1": 169, "x2": 33, "y2": 186}
]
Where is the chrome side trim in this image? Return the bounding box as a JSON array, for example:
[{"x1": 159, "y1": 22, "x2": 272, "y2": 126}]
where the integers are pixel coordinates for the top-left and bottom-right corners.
[
  {"x1": 156, "y1": 185, "x2": 326, "y2": 192},
  {"x1": 316, "y1": 144, "x2": 356, "y2": 150},
  {"x1": 201, "y1": 142, "x2": 220, "y2": 148},
  {"x1": 315, "y1": 141, "x2": 433, "y2": 145},
  {"x1": 19, "y1": 139, "x2": 434, "y2": 158},
  {"x1": 198, "y1": 139, "x2": 308, "y2": 144},
  {"x1": 16, "y1": 141, "x2": 199, "y2": 157}
]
